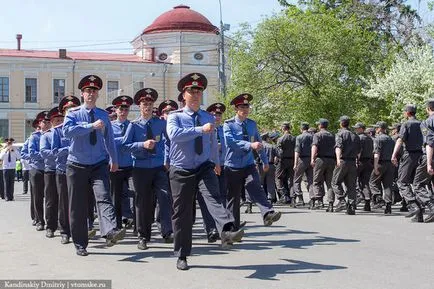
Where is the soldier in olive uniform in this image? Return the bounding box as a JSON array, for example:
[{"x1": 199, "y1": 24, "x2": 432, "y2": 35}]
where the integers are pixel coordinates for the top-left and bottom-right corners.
[
  {"x1": 293, "y1": 122, "x2": 313, "y2": 206},
  {"x1": 391, "y1": 104, "x2": 424, "y2": 219},
  {"x1": 311, "y1": 118, "x2": 335, "y2": 210},
  {"x1": 369, "y1": 121, "x2": 395, "y2": 214},
  {"x1": 275, "y1": 122, "x2": 296, "y2": 205},
  {"x1": 332, "y1": 116, "x2": 361, "y2": 215},
  {"x1": 353, "y1": 122, "x2": 374, "y2": 211}
]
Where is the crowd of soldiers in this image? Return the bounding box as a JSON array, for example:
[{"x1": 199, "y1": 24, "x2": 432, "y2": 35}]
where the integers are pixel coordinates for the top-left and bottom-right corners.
[
  {"x1": 13, "y1": 71, "x2": 434, "y2": 271},
  {"x1": 17, "y1": 72, "x2": 283, "y2": 271},
  {"x1": 256, "y1": 104, "x2": 434, "y2": 223}
]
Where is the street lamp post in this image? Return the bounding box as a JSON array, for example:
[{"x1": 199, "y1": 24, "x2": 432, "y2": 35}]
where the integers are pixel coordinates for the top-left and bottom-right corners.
[{"x1": 219, "y1": 0, "x2": 229, "y2": 99}]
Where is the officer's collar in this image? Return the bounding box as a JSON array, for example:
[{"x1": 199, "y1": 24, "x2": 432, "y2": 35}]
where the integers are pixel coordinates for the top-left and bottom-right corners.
[
  {"x1": 183, "y1": 106, "x2": 201, "y2": 116},
  {"x1": 83, "y1": 104, "x2": 95, "y2": 113},
  {"x1": 234, "y1": 115, "x2": 245, "y2": 124}
]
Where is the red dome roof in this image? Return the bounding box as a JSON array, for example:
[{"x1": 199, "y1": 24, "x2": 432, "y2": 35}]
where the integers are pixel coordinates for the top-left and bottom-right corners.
[{"x1": 142, "y1": 5, "x2": 218, "y2": 34}]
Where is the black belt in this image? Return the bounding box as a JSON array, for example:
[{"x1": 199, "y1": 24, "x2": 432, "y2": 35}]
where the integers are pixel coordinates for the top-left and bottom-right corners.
[
  {"x1": 282, "y1": 157, "x2": 293, "y2": 159},
  {"x1": 406, "y1": 150, "x2": 422, "y2": 153},
  {"x1": 68, "y1": 160, "x2": 108, "y2": 169},
  {"x1": 299, "y1": 156, "x2": 310, "y2": 158},
  {"x1": 318, "y1": 156, "x2": 335, "y2": 159},
  {"x1": 359, "y1": 157, "x2": 372, "y2": 161},
  {"x1": 379, "y1": 159, "x2": 391, "y2": 163}
]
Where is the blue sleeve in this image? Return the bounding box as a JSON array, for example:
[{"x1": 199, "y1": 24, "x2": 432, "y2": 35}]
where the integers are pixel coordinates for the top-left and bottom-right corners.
[
  {"x1": 20, "y1": 140, "x2": 29, "y2": 160},
  {"x1": 51, "y1": 129, "x2": 69, "y2": 158},
  {"x1": 210, "y1": 127, "x2": 219, "y2": 166},
  {"x1": 29, "y1": 135, "x2": 43, "y2": 163},
  {"x1": 40, "y1": 133, "x2": 55, "y2": 162},
  {"x1": 63, "y1": 110, "x2": 94, "y2": 138},
  {"x1": 167, "y1": 113, "x2": 203, "y2": 143},
  {"x1": 223, "y1": 122, "x2": 251, "y2": 153},
  {"x1": 255, "y1": 125, "x2": 268, "y2": 165},
  {"x1": 121, "y1": 123, "x2": 145, "y2": 154},
  {"x1": 103, "y1": 117, "x2": 118, "y2": 165}
]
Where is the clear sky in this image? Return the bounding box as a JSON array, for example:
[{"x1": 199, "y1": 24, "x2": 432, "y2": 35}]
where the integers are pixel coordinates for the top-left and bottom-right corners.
[{"x1": 0, "y1": 0, "x2": 430, "y2": 53}]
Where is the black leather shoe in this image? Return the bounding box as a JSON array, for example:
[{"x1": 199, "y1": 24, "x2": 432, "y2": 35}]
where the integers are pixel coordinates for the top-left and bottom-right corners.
[
  {"x1": 346, "y1": 203, "x2": 356, "y2": 215},
  {"x1": 411, "y1": 211, "x2": 424, "y2": 223},
  {"x1": 335, "y1": 199, "x2": 347, "y2": 212},
  {"x1": 163, "y1": 233, "x2": 174, "y2": 243},
  {"x1": 76, "y1": 248, "x2": 88, "y2": 256},
  {"x1": 309, "y1": 199, "x2": 316, "y2": 210},
  {"x1": 221, "y1": 229, "x2": 244, "y2": 248},
  {"x1": 363, "y1": 201, "x2": 371, "y2": 212},
  {"x1": 326, "y1": 202, "x2": 334, "y2": 212},
  {"x1": 61, "y1": 235, "x2": 70, "y2": 244},
  {"x1": 176, "y1": 258, "x2": 189, "y2": 270},
  {"x1": 137, "y1": 238, "x2": 148, "y2": 250},
  {"x1": 32, "y1": 220, "x2": 37, "y2": 226},
  {"x1": 36, "y1": 224, "x2": 44, "y2": 231},
  {"x1": 384, "y1": 203, "x2": 392, "y2": 215},
  {"x1": 106, "y1": 228, "x2": 126, "y2": 247},
  {"x1": 264, "y1": 211, "x2": 282, "y2": 226},
  {"x1": 207, "y1": 229, "x2": 219, "y2": 243},
  {"x1": 46, "y1": 229, "x2": 54, "y2": 238},
  {"x1": 400, "y1": 200, "x2": 409, "y2": 212},
  {"x1": 424, "y1": 201, "x2": 434, "y2": 223},
  {"x1": 405, "y1": 201, "x2": 420, "y2": 218}
]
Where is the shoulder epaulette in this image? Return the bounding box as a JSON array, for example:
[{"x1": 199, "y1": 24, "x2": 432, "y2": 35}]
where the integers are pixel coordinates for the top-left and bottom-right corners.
[
  {"x1": 225, "y1": 117, "x2": 235, "y2": 123},
  {"x1": 69, "y1": 106, "x2": 81, "y2": 112}
]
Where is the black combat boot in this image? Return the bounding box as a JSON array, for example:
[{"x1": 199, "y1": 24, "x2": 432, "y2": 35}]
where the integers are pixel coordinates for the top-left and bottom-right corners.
[
  {"x1": 400, "y1": 199, "x2": 408, "y2": 212},
  {"x1": 363, "y1": 200, "x2": 371, "y2": 212},
  {"x1": 384, "y1": 202, "x2": 392, "y2": 215},
  {"x1": 424, "y1": 201, "x2": 434, "y2": 223},
  {"x1": 405, "y1": 201, "x2": 421, "y2": 218},
  {"x1": 326, "y1": 202, "x2": 334, "y2": 212},
  {"x1": 296, "y1": 195, "x2": 305, "y2": 207},
  {"x1": 335, "y1": 198, "x2": 347, "y2": 212},
  {"x1": 346, "y1": 203, "x2": 356, "y2": 215}
]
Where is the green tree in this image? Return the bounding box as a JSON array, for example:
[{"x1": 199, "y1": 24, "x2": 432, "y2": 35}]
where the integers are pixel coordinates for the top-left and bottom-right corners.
[
  {"x1": 227, "y1": 5, "x2": 389, "y2": 130},
  {"x1": 363, "y1": 42, "x2": 434, "y2": 122}
]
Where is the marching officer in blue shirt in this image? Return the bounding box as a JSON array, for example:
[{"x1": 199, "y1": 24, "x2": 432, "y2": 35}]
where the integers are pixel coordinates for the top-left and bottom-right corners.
[
  {"x1": 63, "y1": 75, "x2": 125, "y2": 256},
  {"x1": 20, "y1": 136, "x2": 34, "y2": 224},
  {"x1": 51, "y1": 95, "x2": 81, "y2": 244},
  {"x1": 223, "y1": 93, "x2": 281, "y2": 230},
  {"x1": 167, "y1": 73, "x2": 244, "y2": 270},
  {"x1": 110, "y1": 95, "x2": 134, "y2": 229},
  {"x1": 40, "y1": 107, "x2": 64, "y2": 238},
  {"x1": 122, "y1": 88, "x2": 173, "y2": 250},
  {"x1": 28, "y1": 111, "x2": 51, "y2": 231}
]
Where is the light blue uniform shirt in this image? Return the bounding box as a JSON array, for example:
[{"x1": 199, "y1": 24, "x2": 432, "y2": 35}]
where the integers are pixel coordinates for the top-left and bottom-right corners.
[
  {"x1": 122, "y1": 116, "x2": 168, "y2": 168},
  {"x1": 166, "y1": 107, "x2": 219, "y2": 170},
  {"x1": 39, "y1": 129, "x2": 56, "y2": 172},
  {"x1": 112, "y1": 119, "x2": 133, "y2": 168},
  {"x1": 216, "y1": 125, "x2": 226, "y2": 166},
  {"x1": 51, "y1": 125, "x2": 70, "y2": 173},
  {"x1": 62, "y1": 105, "x2": 118, "y2": 165},
  {"x1": 20, "y1": 138, "x2": 30, "y2": 161},
  {"x1": 28, "y1": 131, "x2": 45, "y2": 170},
  {"x1": 223, "y1": 116, "x2": 268, "y2": 169}
]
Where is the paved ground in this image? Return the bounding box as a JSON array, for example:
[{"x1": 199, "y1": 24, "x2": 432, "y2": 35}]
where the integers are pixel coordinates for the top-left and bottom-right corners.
[{"x1": 0, "y1": 181, "x2": 433, "y2": 289}]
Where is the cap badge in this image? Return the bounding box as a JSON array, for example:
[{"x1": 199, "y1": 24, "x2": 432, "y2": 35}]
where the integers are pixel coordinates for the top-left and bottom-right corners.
[
  {"x1": 88, "y1": 76, "x2": 96, "y2": 81},
  {"x1": 145, "y1": 89, "x2": 152, "y2": 94},
  {"x1": 191, "y1": 74, "x2": 200, "y2": 80}
]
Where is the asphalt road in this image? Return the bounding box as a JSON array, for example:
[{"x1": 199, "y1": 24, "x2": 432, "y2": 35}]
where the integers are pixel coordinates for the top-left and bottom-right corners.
[{"x1": 0, "y1": 181, "x2": 433, "y2": 289}]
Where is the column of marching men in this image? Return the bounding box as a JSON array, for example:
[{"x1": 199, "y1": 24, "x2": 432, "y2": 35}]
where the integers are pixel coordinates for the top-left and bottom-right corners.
[
  {"x1": 19, "y1": 73, "x2": 283, "y2": 271},
  {"x1": 18, "y1": 72, "x2": 434, "y2": 271},
  {"x1": 254, "y1": 104, "x2": 434, "y2": 223}
]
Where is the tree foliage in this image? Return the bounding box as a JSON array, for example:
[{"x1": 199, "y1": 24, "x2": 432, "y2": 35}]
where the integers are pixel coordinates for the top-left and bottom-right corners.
[
  {"x1": 363, "y1": 42, "x2": 434, "y2": 122},
  {"x1": 225, "y1": 0, "x2": 425, "y2": 130}
]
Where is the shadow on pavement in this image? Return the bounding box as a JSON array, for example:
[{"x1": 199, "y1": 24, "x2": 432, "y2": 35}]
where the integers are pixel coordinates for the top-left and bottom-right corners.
[{"x1": 190, "y1": 258, "x2": 347, "y2": 280}]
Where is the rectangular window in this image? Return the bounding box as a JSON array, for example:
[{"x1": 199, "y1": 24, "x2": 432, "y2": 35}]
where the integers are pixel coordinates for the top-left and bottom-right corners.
[
  {"x1": 0, "y1": 77, "x2": 9, "y2": 102},
  {"x1": 25, "y1": 119, "x2": 34, "y2": 140},
  {"x1": 25, "y1": 78, "x2": 37, "y2": 103},
  {"x1": 133, "y1": 81, "x2": 144, "y2": 94},
  {"x1": 107, "y1": 80, "x2": 119, "y2": 102},
  {"x1": 0, "y1": 119, "x2": 8, "y2": 138},
  {"x1": 53, "y1": 79, "x2": 65, "y2": 103}
]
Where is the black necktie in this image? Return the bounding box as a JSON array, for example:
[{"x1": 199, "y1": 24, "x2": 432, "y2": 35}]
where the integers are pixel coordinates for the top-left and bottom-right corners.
[
  {"x1": 242, "y1": 122, "x2": 249, "y2": 141},
  {"x1": 216, "y1": 128, "x2": 221, "y2": 144},
  {"x1": 8, "y1": 151, "x2": 11, "y2": 162},
  {"x1": 193, "y1": 112, "x2": 203, "y2": 155},
  {"x1": 121, "y1": 123, "x2": 127, "y2": 136},
  {"x1": 146, "y1": 121, "x2": 156, "y2": 154},
  {"x1": 89, "y1": 110, "x2": 97, "y2": 145}
]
